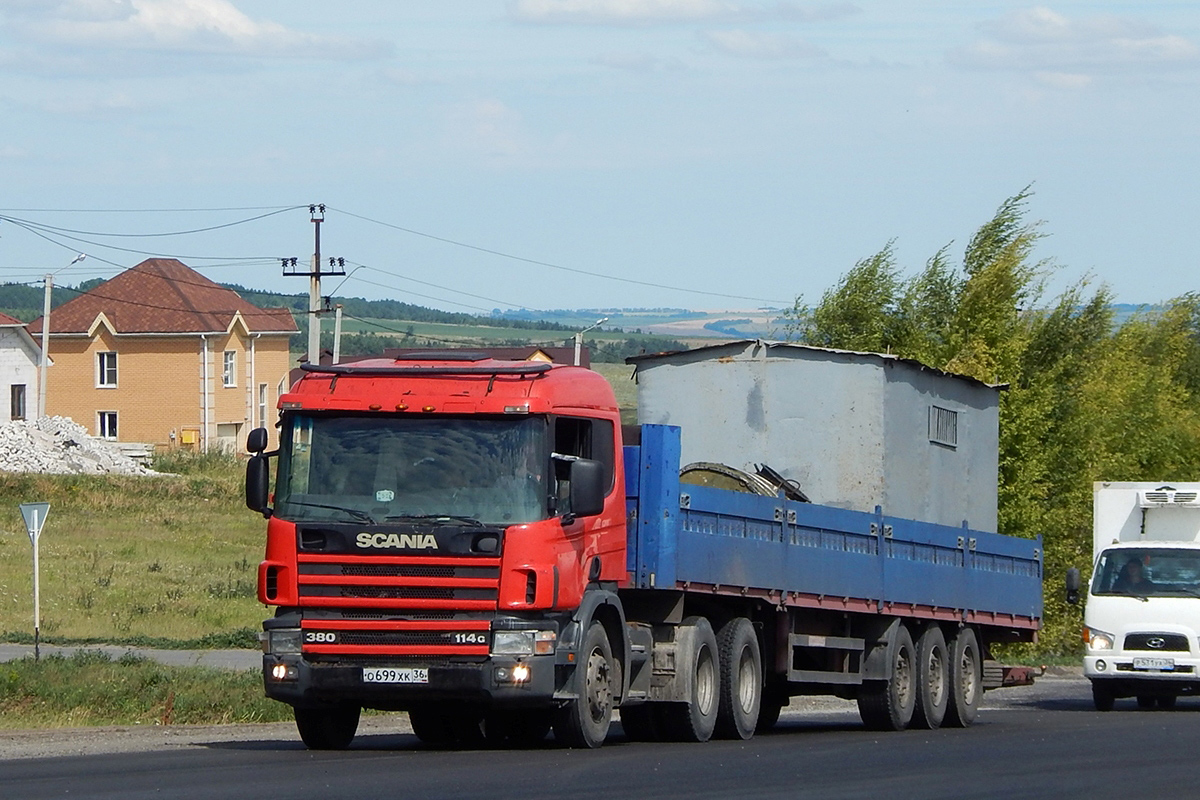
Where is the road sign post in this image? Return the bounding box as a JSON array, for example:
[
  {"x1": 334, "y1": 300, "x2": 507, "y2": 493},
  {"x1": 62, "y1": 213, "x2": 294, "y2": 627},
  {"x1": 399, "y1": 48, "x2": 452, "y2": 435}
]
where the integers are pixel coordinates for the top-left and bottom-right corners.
[{"x1": 19, "y1": 503, "x2": 50, "y2": 662}]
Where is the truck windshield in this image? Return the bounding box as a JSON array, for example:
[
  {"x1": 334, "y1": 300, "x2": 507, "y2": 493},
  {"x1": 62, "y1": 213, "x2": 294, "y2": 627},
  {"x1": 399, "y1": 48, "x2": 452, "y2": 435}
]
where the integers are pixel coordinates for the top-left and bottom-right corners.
[
  {"x1": 274, "y1": 414, "x2": 547, "y2": 526},
  {"x1": 1092, "y1": 548, "x2": 1200, "y2": 598}
]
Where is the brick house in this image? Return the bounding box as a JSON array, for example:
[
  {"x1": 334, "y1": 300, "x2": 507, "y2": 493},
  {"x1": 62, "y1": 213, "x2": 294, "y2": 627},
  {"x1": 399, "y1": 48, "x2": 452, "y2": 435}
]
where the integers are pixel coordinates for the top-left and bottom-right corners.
[
  {"x1": 29, "y1": 258, "x2": 298, "y2": 452},
  {"x1": 0, "y1": 312, "x2": 42, "y2": 422}
]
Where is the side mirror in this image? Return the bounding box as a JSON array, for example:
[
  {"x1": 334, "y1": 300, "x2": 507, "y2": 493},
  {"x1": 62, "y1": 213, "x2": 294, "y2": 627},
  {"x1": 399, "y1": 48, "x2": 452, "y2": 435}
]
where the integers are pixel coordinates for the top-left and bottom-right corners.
[
  {"x1": 568, "y1": 458, "x2": 606, "y2": 518},
  {"x1": 246, "y1": 454, "x2": 271, "y2": 516},
  {"x1": 1066, "y1": 567, "x2": 1081, "y2": 605},
  {"x1": 247, "y1": 427, "x2": 268, "y2": 454}
]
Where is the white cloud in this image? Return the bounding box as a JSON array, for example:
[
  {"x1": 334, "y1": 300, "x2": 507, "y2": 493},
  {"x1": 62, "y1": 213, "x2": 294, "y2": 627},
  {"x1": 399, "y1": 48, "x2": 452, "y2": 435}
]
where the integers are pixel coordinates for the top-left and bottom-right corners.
[
  {"x1": 510, "y1": 0, "x2": 857, "y2": 26},
  {"x1": 950, "y1": 6, "x2": 1200, "y2": 76},
  {"x1": 2, "y1": 0, "x2": 391, "y2": 59},
  {"x1": 704, "y1": 29, "x2": 824, "y2": 59}
]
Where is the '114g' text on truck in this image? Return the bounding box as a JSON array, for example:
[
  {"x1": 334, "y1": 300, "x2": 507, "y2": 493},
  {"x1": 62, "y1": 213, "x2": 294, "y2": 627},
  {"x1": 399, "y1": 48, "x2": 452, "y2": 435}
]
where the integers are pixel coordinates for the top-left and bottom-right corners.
[{"x1": 245, "y1": 341, "x2": 1042, "y2": 749}]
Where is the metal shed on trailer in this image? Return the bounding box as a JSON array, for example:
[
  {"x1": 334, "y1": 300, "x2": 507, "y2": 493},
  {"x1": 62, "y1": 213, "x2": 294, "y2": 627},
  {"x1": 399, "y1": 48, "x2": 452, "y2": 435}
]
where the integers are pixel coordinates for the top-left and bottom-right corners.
[{"x1": 629, "y1": 340, "x2": 1001, "y2": 533}]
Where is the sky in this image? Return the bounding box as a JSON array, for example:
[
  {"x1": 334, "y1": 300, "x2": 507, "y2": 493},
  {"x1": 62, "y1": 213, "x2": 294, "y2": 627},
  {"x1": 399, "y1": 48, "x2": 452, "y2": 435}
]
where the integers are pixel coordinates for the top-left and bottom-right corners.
[{"x1": 0, "y1": 1, "x2": 1196, "y2": 316}]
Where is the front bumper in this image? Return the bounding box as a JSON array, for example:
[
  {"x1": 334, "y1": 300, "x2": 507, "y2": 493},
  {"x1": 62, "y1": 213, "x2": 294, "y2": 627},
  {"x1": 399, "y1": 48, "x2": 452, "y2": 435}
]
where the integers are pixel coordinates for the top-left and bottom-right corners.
[
  {"x1": 1085, "y1": 654, "x2": 1200, "y2": 689},
  {"x1": 262, "y1": 653, "x2": 559, "y2": 710}
]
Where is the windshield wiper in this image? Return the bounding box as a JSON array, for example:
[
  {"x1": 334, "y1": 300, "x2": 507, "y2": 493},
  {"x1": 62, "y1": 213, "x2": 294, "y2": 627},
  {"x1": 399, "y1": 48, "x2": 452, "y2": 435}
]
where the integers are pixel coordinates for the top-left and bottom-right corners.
[
  {"x1": 284, "y1": 500, "x2": 375, "y2": 523},
  {"x1": 385, "y1": 513, "x2": 484, "y2": 527}
]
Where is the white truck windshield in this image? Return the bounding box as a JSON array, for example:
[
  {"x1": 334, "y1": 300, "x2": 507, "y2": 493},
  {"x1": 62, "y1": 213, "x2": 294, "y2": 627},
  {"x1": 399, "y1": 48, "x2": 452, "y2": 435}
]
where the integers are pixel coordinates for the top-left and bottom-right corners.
[
  {"x1": 1092, "y1": 547, "x2": 1200, "y2": 598},
  {"x1": 274, "y1": 414, "x2": 547, "y2": 526}
]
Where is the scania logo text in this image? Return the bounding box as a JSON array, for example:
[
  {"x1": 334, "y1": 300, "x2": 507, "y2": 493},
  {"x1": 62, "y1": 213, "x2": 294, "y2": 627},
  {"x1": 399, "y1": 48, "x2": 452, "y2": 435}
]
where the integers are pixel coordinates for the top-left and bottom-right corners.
[{"x1": 356, "y1": 532, "x2": 439, "y2": 550}]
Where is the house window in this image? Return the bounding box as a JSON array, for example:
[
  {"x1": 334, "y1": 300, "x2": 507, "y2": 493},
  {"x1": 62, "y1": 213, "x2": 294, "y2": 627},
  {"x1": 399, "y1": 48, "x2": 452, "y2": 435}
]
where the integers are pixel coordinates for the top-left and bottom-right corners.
[
  {"x1": 98, "y1": 411, "x2": 118, "y2": 439},
  {"x1": 223, "y1": 351, "x2": 236, "y2": 387},
  {"x1": 10, "y1": 384, "x2": 25, "y2": 421},
  {"x1": 929, "y1": 405, "x2": 958, "y2": 448},
  {"x1": 258, "y1": 383, "x2": 268, "y2": 428},
  {"x1": 97, "y1": 352, "x2": 117, "y2": 388}
]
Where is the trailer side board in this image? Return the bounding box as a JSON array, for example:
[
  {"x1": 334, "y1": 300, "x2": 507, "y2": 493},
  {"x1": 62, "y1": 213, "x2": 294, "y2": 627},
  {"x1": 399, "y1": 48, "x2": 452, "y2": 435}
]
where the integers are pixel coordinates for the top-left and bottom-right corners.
[{"x1": 624, "y1": 424, "x2": 1041, "y2": 628}]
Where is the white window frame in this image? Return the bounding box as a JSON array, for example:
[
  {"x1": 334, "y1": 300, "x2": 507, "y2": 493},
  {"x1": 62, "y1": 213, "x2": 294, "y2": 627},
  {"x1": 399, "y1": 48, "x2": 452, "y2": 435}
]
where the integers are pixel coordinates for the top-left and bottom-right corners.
[
  {"x1": 98, "y1": 411, "x2": 118, "y2": 439},
  {"x1": 222, "y1": 350, "x2": 236, "y2": 388},
  {"x1": 258, "y1": 383, "x2": 268, "y2": 428},
  {"x1": 97, "y1": 352, "x2": 118, "y2": 388}
]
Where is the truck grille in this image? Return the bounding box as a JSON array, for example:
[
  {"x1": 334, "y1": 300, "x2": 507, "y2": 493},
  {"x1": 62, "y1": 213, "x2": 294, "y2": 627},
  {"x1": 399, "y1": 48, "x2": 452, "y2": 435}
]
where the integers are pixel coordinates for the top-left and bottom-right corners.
[
  {"x1": 1124, "y1": 633, "x2": 1191, "y2": 652},
  {"x1": 296, "y1": 553, "x2": 500, "y2": 657}
]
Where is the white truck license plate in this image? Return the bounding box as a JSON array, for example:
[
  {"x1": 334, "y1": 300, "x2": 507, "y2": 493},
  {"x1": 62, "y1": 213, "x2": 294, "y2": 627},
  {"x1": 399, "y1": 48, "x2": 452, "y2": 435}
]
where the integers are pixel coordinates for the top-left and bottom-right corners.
[
  {"x1": 1132, "y1": 657, "x2": 1174, "y2": 670},
  {"x1": 362, "y1": 667, "x2": 429, "y2": 684}
]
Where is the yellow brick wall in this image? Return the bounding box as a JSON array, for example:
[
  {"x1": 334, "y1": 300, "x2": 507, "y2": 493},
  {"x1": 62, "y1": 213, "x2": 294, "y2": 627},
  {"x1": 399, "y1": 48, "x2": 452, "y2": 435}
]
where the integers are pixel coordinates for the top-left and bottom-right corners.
[{"x1": 45, "y1": 324, "x2": 293, "y2": 452}]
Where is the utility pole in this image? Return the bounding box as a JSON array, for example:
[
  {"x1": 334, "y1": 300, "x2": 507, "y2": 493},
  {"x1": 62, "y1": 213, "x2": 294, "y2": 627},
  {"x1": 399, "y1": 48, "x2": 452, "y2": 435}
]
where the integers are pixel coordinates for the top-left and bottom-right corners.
[{"x1": 282, "y1": 205, "x2": 344, "y2": 364}]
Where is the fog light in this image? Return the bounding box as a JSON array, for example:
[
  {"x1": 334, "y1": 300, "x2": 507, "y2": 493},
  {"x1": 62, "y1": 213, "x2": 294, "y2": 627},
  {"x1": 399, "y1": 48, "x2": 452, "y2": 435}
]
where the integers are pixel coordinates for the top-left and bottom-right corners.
[
  {"x1": 270, "y1": 663, "x2": 299, "y2": 681},
  {"x1": 1095, "y1": 660, "x2": 1107, "y2": 672},
  {"x1": 512, "y1": 663, "x2": 531, "y2": 683}
]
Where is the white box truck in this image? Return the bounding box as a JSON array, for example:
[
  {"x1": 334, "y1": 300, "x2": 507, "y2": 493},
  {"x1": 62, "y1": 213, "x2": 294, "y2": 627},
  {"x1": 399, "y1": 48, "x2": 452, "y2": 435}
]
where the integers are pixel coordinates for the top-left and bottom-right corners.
[{"x1": 1073, "y1": 482, "x2": 1200, "y2": 710}]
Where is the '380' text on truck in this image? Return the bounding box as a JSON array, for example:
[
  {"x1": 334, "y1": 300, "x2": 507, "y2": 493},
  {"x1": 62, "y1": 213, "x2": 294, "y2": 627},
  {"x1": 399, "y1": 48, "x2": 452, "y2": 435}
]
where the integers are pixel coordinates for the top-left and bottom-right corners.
[{"x1": 245, "y1": 341, "x2": 1042, "y2": 749}]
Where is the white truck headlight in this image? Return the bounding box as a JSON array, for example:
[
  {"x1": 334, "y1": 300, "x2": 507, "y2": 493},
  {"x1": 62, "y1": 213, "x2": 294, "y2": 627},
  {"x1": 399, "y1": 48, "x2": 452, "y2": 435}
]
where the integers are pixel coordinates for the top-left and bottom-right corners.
[
  {"x1": 492, "y1": 631, "x2": 535, "y2": 656},
  {"x1": 267, "y1": 628, "x2": 303, "y2": 655},
  {"x1": 1086, "y1": 627, "x2": 1115, "y2": 651}
]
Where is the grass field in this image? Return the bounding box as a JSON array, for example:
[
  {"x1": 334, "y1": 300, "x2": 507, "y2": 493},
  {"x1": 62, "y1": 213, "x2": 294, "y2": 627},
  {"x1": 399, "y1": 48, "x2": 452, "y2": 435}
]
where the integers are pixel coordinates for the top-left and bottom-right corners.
[
  {"x1": 0, "y1": 650, "x2": 290, "y2": 728},
  {"x1": 0, "y1": 456, "x2": 267, "y2": 646}
]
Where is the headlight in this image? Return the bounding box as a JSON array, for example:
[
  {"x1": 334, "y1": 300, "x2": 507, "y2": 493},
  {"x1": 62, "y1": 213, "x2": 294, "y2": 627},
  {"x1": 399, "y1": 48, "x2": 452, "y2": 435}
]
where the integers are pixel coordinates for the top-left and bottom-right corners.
[
  {"x1": 492, "y1": 631, "x2": 535, "y2": 656},
  {"x1": 1086, "y1": 627, "x2": 1115, "y2": 651},
  {"x1": 267, "y1": 628, "x2": 303, "y2": 655}
]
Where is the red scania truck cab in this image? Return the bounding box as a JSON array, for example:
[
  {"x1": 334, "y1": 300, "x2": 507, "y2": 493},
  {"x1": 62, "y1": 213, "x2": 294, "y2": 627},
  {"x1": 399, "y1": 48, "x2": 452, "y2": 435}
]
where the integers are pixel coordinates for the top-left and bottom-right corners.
[{"x1": 247, "y1": 352, "x2": 627, "y2": 748}]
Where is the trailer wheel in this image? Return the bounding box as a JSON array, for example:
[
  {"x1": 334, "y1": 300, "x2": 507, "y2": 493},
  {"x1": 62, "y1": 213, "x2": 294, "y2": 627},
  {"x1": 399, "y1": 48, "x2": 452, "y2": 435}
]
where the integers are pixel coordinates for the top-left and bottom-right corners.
[
  {"x1": 857, "y1": 624, "x2": 916, "y2": 731},
  {"x1": 658, "y1": 616, "x2": 720, "y2": 742},
  {"x1": 715, "y1": 618, "x2": 762, "y2": 740},
  {"x1": 1091, "y1": 681, "x2": 1115, "y2": 712},
  {"x1": 294, "y1": 704, "x2": 360, "y2": 750},
  {"x1": 912, "y1": 625, "x2": 949, "y2": 730},
  {"x1": 553, "y1": 621, "x2": 616, "y2": 748},
  {"x1": 945, "y1": 627, "x2": 982, "y2": 727},
  {"x1": 619, "y1": 704, "x2": 661, "y2": 742}
]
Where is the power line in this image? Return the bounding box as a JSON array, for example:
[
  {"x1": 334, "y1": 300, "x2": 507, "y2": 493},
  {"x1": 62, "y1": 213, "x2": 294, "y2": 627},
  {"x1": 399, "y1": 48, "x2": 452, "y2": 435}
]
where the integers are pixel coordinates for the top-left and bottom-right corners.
[
  {"x1": 329, "y1": 206, "x2": 790, "y2": 306},
  {"x1": 0, "y1": 207, "x2": 304, "y2": 238}
]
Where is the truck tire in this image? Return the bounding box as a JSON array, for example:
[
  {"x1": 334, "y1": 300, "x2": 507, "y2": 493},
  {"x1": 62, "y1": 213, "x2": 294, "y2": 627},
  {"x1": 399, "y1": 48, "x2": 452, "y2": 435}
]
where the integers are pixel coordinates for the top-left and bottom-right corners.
[
  {"x1": 1158, "y1": 695, "x2": 1177, "y2": 710},
  {"x1": 1091, "y1": 681, "x2": 1115, "y2": 712},
  {"x1": 1136, "y1": 695, "x2": 1156, "y2": 710},
  {"x1": 912, "y1": 624, "x2": 949, "y2": 730},
  {"x1": 755, "y1": 697, "x2": 785, "y2": 733},
  {"x1": 715, "y1": 617, "x2": 762, "y2": 740},
  {"x1": 553, "y1": 621, "x2": 616, "y2": 748},
  {"x1": 857, "y1": 623, "x2": 916, "y2": 731},
  {"x1": 658, "y1": 616, "x2": 720, "y2": 742},
  {"x1": 294, "y1": 704, "x2": 360, "y2": 750},
  {"x1": 945, "y1": 627, "x2": 982, "y2": 727}
]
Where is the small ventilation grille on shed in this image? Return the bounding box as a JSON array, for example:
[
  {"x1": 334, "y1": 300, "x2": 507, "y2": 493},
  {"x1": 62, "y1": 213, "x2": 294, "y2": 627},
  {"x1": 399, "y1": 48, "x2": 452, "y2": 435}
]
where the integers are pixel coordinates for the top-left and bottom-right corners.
[
  {"x1": 928, "y1": 405, "x2": 958, "y2": 448},
  {"x1": 1138, "y1": 487, "x2": 1200, "y2": 508}
]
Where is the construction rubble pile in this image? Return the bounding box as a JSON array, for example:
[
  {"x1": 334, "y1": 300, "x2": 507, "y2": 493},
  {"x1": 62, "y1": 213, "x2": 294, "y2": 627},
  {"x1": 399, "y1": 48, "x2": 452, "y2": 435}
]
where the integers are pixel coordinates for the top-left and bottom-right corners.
[{"x1": 0, "y1": 417, "x2": 156, "y2": 475}]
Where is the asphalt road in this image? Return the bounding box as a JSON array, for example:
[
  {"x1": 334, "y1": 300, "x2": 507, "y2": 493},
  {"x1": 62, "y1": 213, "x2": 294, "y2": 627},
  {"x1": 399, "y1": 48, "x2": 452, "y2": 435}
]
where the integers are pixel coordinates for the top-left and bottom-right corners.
[{"x1": 0, "y1": 674, "x2": 1191, "y2": 800}]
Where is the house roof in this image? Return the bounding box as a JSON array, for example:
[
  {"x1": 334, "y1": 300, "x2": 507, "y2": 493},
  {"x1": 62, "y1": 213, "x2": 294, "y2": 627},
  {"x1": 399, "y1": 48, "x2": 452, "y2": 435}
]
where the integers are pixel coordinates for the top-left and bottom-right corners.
[
  {"x1": 29, "y1": 258, "x2": 298, "y2": 336},
  {"x1": 0, "y1": 312, "x2": 25, "y2": 326}
]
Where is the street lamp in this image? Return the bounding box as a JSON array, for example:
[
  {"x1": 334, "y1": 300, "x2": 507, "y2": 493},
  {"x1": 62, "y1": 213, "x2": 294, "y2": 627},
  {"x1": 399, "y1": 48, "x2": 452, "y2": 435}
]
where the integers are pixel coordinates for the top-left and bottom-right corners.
[
  {"x1": 573, "y1": 317, "x2": 608, "y2": 366},
  {"x1": 38, "y1": 254, "x2": 86, "y2": 419}
]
